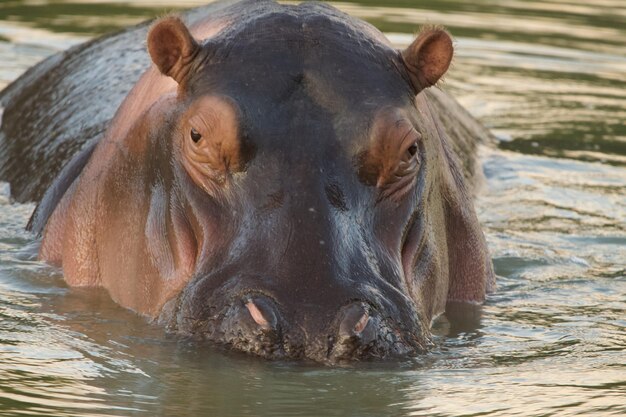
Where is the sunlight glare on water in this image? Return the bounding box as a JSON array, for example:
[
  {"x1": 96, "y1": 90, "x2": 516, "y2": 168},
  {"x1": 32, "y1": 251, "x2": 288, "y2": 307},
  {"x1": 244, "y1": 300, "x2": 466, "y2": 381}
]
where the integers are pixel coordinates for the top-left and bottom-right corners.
[{"x1": 0, "y1": 0, "x2": 624, "y2": 416}]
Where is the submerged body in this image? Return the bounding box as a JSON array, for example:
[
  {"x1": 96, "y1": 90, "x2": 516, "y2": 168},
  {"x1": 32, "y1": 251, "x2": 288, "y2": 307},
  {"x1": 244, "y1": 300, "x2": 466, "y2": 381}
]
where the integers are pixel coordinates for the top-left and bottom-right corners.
[{"x1": 0, "y1": 0, "x2": 494, "y2": 362}]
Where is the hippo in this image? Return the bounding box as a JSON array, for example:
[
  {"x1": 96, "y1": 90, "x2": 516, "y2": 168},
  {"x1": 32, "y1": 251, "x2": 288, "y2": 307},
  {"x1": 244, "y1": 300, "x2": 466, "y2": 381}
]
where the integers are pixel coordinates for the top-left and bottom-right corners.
[{"x1": 0, "y1": 0, "x2": 495, "y2": 362}]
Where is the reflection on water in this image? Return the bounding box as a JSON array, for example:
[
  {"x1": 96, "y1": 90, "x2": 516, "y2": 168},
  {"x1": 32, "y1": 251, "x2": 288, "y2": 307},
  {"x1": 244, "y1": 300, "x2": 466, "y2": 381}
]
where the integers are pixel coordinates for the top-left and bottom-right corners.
[{"x1": 0, "y1": 1, "x2": 625, "y2": 416}]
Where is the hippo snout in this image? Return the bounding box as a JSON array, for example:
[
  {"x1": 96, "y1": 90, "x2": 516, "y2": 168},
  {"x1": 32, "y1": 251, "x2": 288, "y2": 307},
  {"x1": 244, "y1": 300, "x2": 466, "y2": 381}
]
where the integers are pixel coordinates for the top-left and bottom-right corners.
[
  {"x1": 181, "y1": 292, "x2": 420, "y2": 362},
  {"x1": 327, "y1": 302, "x2": 418, "y2": 362}
]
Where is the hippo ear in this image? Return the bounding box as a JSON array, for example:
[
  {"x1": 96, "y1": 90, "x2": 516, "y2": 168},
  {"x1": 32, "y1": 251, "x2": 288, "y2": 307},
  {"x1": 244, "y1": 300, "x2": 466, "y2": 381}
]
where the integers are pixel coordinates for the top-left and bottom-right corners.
[
  {"x1": 147, "y1": 17, "x2": 200, "y2": 84},
  {"x1": 401, "y1": 27, "x2": 453, "y2": 92}
]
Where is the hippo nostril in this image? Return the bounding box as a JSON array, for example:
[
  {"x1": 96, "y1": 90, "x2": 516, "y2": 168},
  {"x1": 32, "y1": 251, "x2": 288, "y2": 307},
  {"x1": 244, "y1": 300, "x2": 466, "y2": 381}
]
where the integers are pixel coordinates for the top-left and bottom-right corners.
[
  {"x1": 338, "y1": 303, "x2": 374, "y2": 339},
  {"x1": 243, "y1": 296, "x2": 278, "y2": 331},
  {"x1": 353, "y1": 311, "x2": 370, "y2": 334},
  {"x1": 217, "y1": 295, "x2": 284, "y2": 358},
  {"x1": 245, "y1": 300, "x2": 270, "y2": 329},
  {"x1": 331, "y1": 302, "x2": 380, "y2": 360}
]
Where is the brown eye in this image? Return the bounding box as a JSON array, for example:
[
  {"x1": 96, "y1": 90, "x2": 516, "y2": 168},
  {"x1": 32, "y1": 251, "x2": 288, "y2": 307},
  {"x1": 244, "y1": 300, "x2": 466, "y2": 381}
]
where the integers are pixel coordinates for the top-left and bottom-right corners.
[
  {"x1": 407, "y1": 141, "x2": 418, "y2": 157},
  {"x1": 190, "y1": 128, "x2": 202, "y2": 143}
]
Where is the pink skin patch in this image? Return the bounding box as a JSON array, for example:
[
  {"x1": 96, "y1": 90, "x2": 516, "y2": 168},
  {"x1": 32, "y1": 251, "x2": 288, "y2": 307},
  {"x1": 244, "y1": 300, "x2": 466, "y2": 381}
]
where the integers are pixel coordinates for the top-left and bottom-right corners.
[
  {"x1": 354, "y1": 311, "x2": 370, "y2": 334},
  {"x1": 245, "y1": 301, "x2": 270, "y2": 329}
]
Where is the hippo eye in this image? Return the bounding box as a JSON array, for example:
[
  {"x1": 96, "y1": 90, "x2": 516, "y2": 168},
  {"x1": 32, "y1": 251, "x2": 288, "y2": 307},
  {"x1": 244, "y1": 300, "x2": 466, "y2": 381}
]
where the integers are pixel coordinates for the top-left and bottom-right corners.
[
  {"x1": 190, "y1": 128, "x2": 202, "y2": 143},
  {"x1": 407, "y1": 141, "x2": 418, "y2": 157}
]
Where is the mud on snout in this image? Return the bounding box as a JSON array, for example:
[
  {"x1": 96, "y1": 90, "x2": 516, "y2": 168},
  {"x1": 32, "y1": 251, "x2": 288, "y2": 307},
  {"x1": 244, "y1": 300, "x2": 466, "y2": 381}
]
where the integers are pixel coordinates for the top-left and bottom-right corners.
[{"x1": 158, "y1": 283, "x2": 431, "y2": 364}]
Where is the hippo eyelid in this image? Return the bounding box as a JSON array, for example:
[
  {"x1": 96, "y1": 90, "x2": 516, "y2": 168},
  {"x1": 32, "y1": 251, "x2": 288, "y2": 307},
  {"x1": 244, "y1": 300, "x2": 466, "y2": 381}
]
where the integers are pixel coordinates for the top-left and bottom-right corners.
[
  {"x1": 394, "y1": 118, "x2": 405, "y2": 128},
  {"x1": 189, "y1": 113, "x2": 218, "y2": 135}
]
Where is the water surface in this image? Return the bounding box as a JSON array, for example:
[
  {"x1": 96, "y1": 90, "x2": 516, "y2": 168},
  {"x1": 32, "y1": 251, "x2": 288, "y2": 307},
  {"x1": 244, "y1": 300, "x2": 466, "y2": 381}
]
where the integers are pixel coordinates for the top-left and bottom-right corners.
[{"x1": 0, "y1": 1, "x2": 625, "y2": 416}]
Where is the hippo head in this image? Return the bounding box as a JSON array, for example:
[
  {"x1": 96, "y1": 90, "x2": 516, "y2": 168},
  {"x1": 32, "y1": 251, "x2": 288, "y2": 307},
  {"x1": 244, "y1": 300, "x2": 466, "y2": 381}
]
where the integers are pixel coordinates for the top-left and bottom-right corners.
[
  {"x1": 140, "y1": 4, "x2": 494, "y2": 362},
  {"x1": 50, "y1": 2, "x2": 492, "y2": 363}
]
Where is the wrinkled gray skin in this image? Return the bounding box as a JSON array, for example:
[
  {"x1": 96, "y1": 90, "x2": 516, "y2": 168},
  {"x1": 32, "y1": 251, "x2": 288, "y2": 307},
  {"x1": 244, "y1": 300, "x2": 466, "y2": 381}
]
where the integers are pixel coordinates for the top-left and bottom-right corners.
[{"x1": 0, "y1": 0, "x2": 495, "y2": 363}]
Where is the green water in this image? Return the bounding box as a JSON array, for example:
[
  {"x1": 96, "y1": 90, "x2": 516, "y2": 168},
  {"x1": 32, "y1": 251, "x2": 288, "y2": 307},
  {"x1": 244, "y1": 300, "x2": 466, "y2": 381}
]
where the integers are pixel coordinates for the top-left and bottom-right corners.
[{"x1": 0, "y1": 1, "x2": 625, "y2": 416}]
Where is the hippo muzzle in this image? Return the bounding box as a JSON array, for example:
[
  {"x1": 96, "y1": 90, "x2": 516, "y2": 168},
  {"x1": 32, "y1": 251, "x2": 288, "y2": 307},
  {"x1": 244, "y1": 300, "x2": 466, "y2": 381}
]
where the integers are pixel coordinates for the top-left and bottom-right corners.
[{"x1": 165, "y1": 276, "x2": 426, "y2": 362}]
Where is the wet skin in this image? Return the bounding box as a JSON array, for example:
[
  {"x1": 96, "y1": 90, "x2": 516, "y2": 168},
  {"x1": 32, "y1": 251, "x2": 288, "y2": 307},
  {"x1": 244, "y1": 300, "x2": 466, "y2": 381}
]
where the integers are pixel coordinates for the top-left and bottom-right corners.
[{"x1": 2, "y1": 0, "x2": 495, "y2": 363}]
